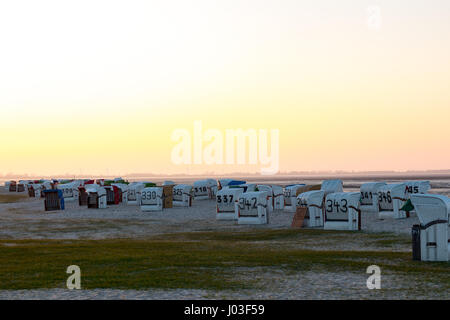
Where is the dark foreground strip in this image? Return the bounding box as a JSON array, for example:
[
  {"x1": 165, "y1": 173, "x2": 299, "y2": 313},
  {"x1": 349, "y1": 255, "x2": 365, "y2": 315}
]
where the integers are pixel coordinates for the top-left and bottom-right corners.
[{"x1": 0, "y1": 300, "x2": 447, "y2": 319}]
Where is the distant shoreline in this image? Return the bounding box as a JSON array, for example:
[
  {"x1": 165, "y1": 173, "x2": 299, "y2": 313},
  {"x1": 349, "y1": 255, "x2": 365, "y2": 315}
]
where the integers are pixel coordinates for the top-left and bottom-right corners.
[{"x1": 2, "y1": 171, "x2": 450, "y2": 183}]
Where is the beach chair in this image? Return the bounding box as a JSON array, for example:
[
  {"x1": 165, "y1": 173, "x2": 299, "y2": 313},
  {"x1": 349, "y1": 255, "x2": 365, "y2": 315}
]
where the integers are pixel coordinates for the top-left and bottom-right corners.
[
  {"x1": 44, "y1": 189, "x2": 65, "y2": 211},
  {"x1": 27, "y1": 184, "x2": 35, "y2": 198},
  {"x1": 410, "y1": 194, "x2": 450, "y2": 262},
  {"x1": 360, "y1": 182, "x2": 387, "y2": 213},
  {"x1": 193, "y1": 180, "x2": 213, "y2": 200},
  {"x1": 378, "y1": 183, "x2": 408, "y2": 219},
  {"x1": 78, "y1": 186, "x2": 88, "y2": 206},
  {"x1": 297, "y1": 190, "x2": 325, "y2": 227},
  {"x1": 405, "y1": 181, "x2": 431, "y2": 198},
  {"x1": 218, "y1": 179, "x2": 235, "y2": 190},
  {"x1": 140, "y1": 187, "x2": 163, "y2": 212},
  {"x1": 206, "y1": 179, "x2": 218, "y2": 197},
  {"x1": 173, "y1": 184, "x2": 193, "y2": 207},
  {"x1": 272, "y1": 185, "x2": 284, "y2": 210},
  {"x1": 256, "y1": 185, "x2": 274, "y2": 213},
  {"x1": 112, "y1": 183, "x2": 129, "y2": 203},
  {"x1": 216, "y1": 187, "x2": 243, "y2": 220},
  {"x1": 16, "y1": 183, "x2": 26, "y2": 193},
  {"x1": 57, "y1": 182, "x2": 80, "y2": 202},
  {"x1": 284, "y1": 184, "x2": 306, "y2": 212},
  {"x1": 237, "y1": 191, "x2": 269, "y2": 225},
  {"x1": 8, "y1": 181, "x2": 17, "y2": 192},
  {"x1": 86, "y1": 185, "x2": 107, "y2": 209},
  {"x1": 284, "y1": 184, "x2": 322, "y2": 213},
  {"x1": 104, "y1": 185, "x2": 120, "y2": 205},
  {"x1": 324, "y1": 192, "x2": 361, "y2": 231},
  {"x1": 127, "y1": 183, "x2": 145, "y2": 205},
  {"x1": 32, "y1": 184, "x2": 44, "y2": 198}
]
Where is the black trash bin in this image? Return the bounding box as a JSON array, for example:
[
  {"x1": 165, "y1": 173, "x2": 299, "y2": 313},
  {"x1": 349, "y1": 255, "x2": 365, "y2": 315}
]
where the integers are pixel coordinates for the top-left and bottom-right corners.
[{"x1": 412, "y1": 224, "x2": 421, "y2": 261}]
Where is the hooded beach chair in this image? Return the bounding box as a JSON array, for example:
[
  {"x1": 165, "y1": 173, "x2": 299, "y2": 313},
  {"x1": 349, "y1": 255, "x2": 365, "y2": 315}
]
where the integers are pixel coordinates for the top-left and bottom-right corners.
[
  {"x1": 216, "y1": 187, "x2": 244, "y2": 220},
  {"x1": 236, "y1": 191, "x2": 269, "y2": 225},
  {"x1": 297, "y1": 190, "x2": 326, "y2": 227},
  {"x1": 218, "y1": 179, "x2": 235, "y2": 190},
  {"x1": 173, "y1": 184, "x2": 193, "y2": 207},
  {"x1": 140, "y1": 187, "x2": 164, "y2": 212},
  {"x1": 17, "y1": 181, "x2": 29, "y2": 193},
  {"x1": 112, "y1": 183, "x2": 129, "y2": 203},
  {"x1": 256, "y1": 185, "x2": 274, "y2": 213},
  {"x1": 283, "y1": 184, "x2": 306, "y2": 212},
  {"x1": 78, "y1": 186, "x2": 88, "y2": 206},
  {"x1": 378, "y1": 183, "x2": 408, "y2": 219},
  {"x1": 86, "y1": 184, "x2": 107, "y2": 209},
  {"x1": 410, "y1": 194, "x2": 450, "y2": 262},
  {"x1": 323, "y1": 192, "x2": 361, "y2": 231},
  {"x1": 206, "y1": 179, "x2": 218, "y2": 197},
  {"x1": 44, "y1": 189, "x2": 65, "y2": 211},
  {"x1": 272, "y1": 185, "x2": 284, "y2": 210},
  {"x1": 193, "y1": 179, "x2": 213, "y2": 200},
  {"x1": 27, "y1": 184, "x2": 35, "y2": 197},
  {"x1": 9, "y1": 181, "x2": 17, "y2": 192},
  {"x1": 360, "y1": 182, "x2": 387, "y2": 213},
  {"x1": 127, "y1": 182, "x2": 146, "y2": 205},
  {"x1": 403, "y1": 181, "x2": 431, "y2": 215},
  {"x1": 104, "y1": 185, "x2": 121, "y2": 205},
  {"x1": 57, "y1": 181, "x2": 82, "y2": 202}
]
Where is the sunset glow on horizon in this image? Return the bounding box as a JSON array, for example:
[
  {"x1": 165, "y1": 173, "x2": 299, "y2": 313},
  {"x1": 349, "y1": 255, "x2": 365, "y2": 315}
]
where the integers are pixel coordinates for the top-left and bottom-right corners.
[{"x1": 1, "y1": 0, "x2": 449, "y2": 176}]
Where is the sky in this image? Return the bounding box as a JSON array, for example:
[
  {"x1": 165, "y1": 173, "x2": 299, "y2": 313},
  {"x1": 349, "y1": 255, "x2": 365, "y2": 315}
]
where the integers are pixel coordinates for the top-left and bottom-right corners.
[{"x1": 0, "y1": 0, "x2": 449, "y2": 176}]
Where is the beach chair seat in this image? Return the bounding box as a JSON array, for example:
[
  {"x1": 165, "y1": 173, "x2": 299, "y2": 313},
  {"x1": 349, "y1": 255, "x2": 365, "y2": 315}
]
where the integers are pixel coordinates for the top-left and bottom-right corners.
[
  {"x1": 216, "y1": 187, "x2": 243, "y2": 220},
  {"x1": 140, "y1": 187, "x2": 164, "y2": 212},
  {"x1": 57, "y1": 181, "x2": 81, "y2": 202},
  {"x1": 360, "y1": 182, "x2": 387, "y2": 213},
  {"x1": 8, "y1": 181, "x2": 17, "y2": 192},
  {"x1": 283, "y1": 184, "x2": 306, "y2": 212},
  {"x1": 112, "y1": 183, "x2": 129, "y2": 203},
  {"x1": 86, "y1": 185, "x2": 107, "y2": 209},
  {"x1": 403, "y1": 181, "x2": 431, "y2": 215},
  {"x1": 256, "y1": 185, "x2": 274, "y2": 213},
  {"x1": 378, "y1": 183, "x2": 408, "y2": 219},
  {"x1": 193, "y1": 180, "x2": 212, "y2": 200},
  {"x1": 272, "y1": 185, "x2": 284, "y2": 210},
  {"x1": 127, "y1": 183, "x2": 145, "y2": 205},
  {"x1": 410, "y1": 194, "x2": 450, "y2": 262},
  {"x1": 297, "y1": 190, "x2": 325, "y2": 227},
  {"x1": 237, "y1": 191, "x2": 269, "y2": 225},
  {"x1": 324, "y1": 192, "x2": 361, "y2": 231},
  {"x1": 173, "y1": 184, "x2": 193, "y2": 207},
  {"x1": 78, "y1": 186, "x2": 88, "y2": 206},
  {"x1": 27, "y1": 185, "x2": 35, "y2": 197},
  {"x1": 44, "y1": 189, "x2": 65, "y2": 211},
  {"x1": 104, "y1": 185, "x2": 120, "y2": 205},
  {"x1": 16, "y1": 183, "x2": 26, "y2": 193}
]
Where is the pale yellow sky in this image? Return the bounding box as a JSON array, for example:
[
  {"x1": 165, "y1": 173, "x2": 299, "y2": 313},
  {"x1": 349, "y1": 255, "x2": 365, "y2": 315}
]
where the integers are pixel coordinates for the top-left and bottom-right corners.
[{"x1": 0, "y1": 0, "x2": 449, "y2": 176}]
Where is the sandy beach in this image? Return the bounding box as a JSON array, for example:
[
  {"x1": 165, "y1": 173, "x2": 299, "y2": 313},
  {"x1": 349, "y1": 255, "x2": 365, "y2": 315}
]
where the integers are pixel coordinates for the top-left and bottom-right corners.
[{"x1": 0, "y1": 176, "x2": 449, "y2": 300}]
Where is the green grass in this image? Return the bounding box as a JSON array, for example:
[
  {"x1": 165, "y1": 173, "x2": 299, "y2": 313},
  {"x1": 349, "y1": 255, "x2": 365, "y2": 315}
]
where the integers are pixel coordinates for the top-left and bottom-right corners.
[
  {"x1": 0, "y1": 194, "x2": 29, "y2": 203},
  {"x1": 0, "y1": 229, "x2": 448, "y2": 291}
]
